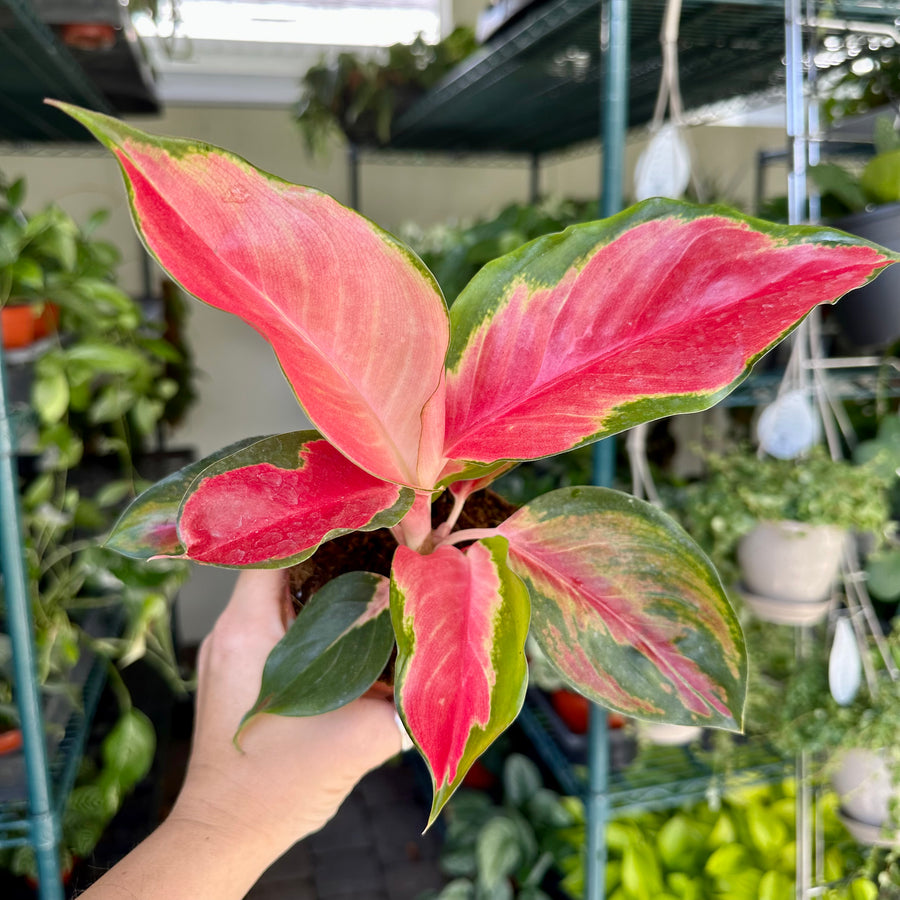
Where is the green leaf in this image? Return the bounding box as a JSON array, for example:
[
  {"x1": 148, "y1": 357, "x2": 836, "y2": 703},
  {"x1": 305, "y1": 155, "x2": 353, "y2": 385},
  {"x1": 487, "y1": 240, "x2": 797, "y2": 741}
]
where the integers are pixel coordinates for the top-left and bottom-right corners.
[
  {"x1": 808, "y1": 163, "x2": 869, "y2": 212},
  {"x1": 100, "y1": 709, "x2": 156, "y2": 792},
  {"x1": 622, "y1": 839, "x2": 663, "y2": 900},
  {"x1": 861, "y1": 148, "x2": 900, "y2": 204},
  {"x1": 89, "y1": 384, "x2": 136, "y2": 424},
  {"x1": 526, "y1": 788, "x2": 576, "y2": 829},
  {"x1": 704, "y1": 843, "x2": 747, "y2": 878},
  {"x1": 22, "y1": 472, "x2": 55, "y2": 510},
  {"x1": 67, "y1": 341, "x2": 147, "y2": 375},
  {"x1": 475, "y1": 818, "x2": 521, "y2": 889},
  {"x1": 759, "y1": 870, "x2": 793, "y2": 900},
  {"x1": 33, "y1": 368, "x2": 69, "y2": 425},
  {"x1": 866, "y1": 548, "x2": 900, "y2": 601},
  {"x1": 6, "y1": 177, "x2": 26, "y2": 208},
  {"x1": 502, "y1": 754, "x2": 542, "y2": 807},
  {"x1": 436, "y1": 880, "x2": 475, "y2": 900},
  {"x1": 131, "y1": 396, "x2": 164, "y2": 436},
  {"x1": 241, "y1": 571, "x2": 393, "y2": 727}
]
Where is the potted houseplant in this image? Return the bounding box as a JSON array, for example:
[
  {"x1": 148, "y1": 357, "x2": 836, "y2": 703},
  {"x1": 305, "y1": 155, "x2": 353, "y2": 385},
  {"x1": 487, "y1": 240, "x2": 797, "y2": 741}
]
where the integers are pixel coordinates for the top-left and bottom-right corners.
[
  {"x1": 0, "y1": 174, "x2": 71, "y2": 350},
  {"x1": 747, "y1": 618, "x2": 900, "y2": 847},
  {"x1": 294, "y1": 28, "x2": 477, "y2": 154},
  {"x1": 50, "y1": 101, "x2": 900, "y2": 823},
  {"x1": 682, "y1": 448, "x2": 893, "y2": 626},
  {"x1": 808, "y1": 114, "x2": 900, "y2": 350},
  {"x1": 0, "y1": 180, "x2": 194, "y2": 884}
]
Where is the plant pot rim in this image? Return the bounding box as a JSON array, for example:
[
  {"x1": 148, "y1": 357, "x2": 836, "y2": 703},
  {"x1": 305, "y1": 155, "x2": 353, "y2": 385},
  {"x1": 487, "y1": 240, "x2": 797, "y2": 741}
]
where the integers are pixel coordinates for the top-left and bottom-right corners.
[{"x1": 736, "y1": 584, "x2": 831, "y2": 626}]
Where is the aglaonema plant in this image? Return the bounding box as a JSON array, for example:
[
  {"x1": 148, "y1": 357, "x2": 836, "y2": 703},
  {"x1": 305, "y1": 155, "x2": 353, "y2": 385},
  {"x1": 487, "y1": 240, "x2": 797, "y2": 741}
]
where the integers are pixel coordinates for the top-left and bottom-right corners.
[{"x1": 50, "y1": 101, "x2": 899, "y2": 823}]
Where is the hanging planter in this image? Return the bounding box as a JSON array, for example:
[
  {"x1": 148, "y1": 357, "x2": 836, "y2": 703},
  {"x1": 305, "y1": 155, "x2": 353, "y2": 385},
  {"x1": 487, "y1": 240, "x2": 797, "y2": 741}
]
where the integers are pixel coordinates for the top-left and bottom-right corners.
[
  {"x1": 832, "y1": 748, "x2": 900, "y2": 846},
  {"x1": 683, "y1": 448, "x2": 892, "y2": 627},
  {"x1": 832, "y1": 203, "x2": 900, "y2": 351},
  {"x1": 636, "y1": 721, "x2": 702, "y2": 746},
  {"x1": 736, "y1": 521, "x2": 847, "y2": 626}
]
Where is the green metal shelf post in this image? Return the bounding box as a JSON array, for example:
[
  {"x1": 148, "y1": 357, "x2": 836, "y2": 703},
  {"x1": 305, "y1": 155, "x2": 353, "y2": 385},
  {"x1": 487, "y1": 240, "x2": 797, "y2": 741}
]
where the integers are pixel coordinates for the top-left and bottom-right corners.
[
  {"x1": 586, "y1": 4, "x2": 630, "y2": 900},
  {"x1": 0, "y1": 341, "x2": 64, "y2": 899}
]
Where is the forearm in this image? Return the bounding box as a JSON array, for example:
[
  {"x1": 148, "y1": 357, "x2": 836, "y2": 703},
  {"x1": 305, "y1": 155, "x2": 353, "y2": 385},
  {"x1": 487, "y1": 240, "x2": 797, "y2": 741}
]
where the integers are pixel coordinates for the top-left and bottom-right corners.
[{"x1": 77, "y1": 809, "x2": 284, "y2": 900}]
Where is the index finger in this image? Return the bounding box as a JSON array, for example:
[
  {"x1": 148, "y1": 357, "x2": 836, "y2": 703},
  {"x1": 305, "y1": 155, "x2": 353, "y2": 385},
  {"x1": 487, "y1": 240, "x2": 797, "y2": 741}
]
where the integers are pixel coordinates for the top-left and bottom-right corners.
[{"x1": 220, "y1": 567, "x2": 290, "y2": 632}]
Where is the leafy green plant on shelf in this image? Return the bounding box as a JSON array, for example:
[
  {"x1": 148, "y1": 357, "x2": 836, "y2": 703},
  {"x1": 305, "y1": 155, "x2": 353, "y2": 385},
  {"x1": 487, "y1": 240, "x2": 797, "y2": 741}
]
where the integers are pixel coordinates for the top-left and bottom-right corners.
[
  {"x1": 0, "y1": 174, "x2": 192, "y2": 870},
  {"x1": 428, "y1": 753, "x2": 582, "y2": 900},
  {"x1": 745, "y1": 619, "x2": 900, "y2": 794},
  {"x1": 854, "y1": 410, "x2": 900, "y2": 608},
  {"x1": 294, "y1": 27, "x2": 477, "y2": 155},
  {"x1": 1, "y1": 706, "x2": 156, "y2": 880},
  {"x1": 401, "y1": 198, "x2": 598, "y2": 307},
  {"x1": 431, "y1": 754, "x2": 875, "y2": 900},
  {"x1": 808, "y1": 116, "x2": 900, "y2": 216},
  {"x1": 679, "y1": 446, "x2": 893, "y2": 585}
]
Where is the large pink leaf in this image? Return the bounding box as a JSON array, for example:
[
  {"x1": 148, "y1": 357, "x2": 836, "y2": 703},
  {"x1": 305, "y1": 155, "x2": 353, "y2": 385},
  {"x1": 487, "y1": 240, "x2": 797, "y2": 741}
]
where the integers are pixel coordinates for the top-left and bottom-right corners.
[
  {"x1": 498, "y1": 486, "x2": 746, "y2": 727},
  {"x1": 51, "y1": 102, "x2": 448, "y2": 489},
  {"x1": 444, "y1": 200, "x2": 899, "y2": 466},
  {"x1": 177, "y1": 432, "x2": 414, "y2": 567},
  {"x1": 391, "y1": 538, "x2": 529, "y2": 823}
]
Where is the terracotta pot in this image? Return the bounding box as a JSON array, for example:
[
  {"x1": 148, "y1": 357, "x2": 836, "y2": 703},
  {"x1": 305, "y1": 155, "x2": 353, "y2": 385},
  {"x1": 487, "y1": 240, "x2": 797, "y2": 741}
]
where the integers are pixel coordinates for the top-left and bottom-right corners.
[
  {"x1": 1, "y1": 305, "x2": 36, "y2": 349},
  {"x1": 0, "y1": 728, "x2": 23, "y2": 754},
  {"x1": 736, "y1": 521, "x2": 846, "y2": 624},
  {"x1": 550, "y1": 689, "x2": 590, "y2": 735},
  {"x1": 60, "y1": 22, "x2": 117, "y2": 51}
]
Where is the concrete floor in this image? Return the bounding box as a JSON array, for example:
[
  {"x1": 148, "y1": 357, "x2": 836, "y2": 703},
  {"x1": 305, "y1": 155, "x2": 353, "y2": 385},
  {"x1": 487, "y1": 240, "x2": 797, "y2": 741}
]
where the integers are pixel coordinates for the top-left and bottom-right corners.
[{"x1": 245, "y1": 756, "x2": 445, "y2": 900}]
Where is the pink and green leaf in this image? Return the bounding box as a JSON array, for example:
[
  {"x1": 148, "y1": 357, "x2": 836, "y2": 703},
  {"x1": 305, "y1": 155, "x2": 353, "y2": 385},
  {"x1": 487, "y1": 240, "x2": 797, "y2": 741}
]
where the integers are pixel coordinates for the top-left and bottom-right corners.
[
  {"x1": 498, "y1": 486, "x2": 746, "y2": 728},
  {"x1": 444, "y1": 199, "x2": 900, "y2": 467},
  {"x1": 177, "y1": 431, "x2": 414, "y2": 567},
  {"x1": 391, "y1": 537, "x2": 530, "y2": 824},
  {"x1": 106, "y1": 435, "x2": 266, "y2": 558},
  {"x1": 51, "y1": 102, "x2": 449, "y2": 489},
  {"x1": 239, "y1": 571, "x2": 393, "y2": 733}
]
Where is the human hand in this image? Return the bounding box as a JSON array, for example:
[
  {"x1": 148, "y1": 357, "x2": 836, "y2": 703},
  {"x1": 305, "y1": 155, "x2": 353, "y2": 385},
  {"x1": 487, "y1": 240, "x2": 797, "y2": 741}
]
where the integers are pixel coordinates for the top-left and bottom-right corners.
[{"x1": 171, "y1": 568, "x2": 404, "y2": 862}]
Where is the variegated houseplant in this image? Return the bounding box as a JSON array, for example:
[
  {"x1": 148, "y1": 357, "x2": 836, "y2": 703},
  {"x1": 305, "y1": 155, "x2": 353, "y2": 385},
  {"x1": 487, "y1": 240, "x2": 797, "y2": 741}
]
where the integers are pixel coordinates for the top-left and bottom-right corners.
[{"x1": 49, "y1": 101, "x2": 900, "y2": 823}]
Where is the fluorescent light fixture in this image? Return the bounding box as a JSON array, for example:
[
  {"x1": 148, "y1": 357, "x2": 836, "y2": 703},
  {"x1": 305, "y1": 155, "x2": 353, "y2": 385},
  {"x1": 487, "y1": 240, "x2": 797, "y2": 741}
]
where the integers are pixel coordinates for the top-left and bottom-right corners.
[{"x1": 133, "y1": 0, "x2": 441, "y2": 47}]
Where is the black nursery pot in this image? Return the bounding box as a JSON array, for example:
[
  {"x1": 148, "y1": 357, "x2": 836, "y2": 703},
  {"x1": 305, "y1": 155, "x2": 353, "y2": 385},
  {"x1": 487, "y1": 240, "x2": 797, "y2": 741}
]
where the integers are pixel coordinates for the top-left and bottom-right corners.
[{"x1": 833, "y1": 202, "x2": 900, "y2": 351}]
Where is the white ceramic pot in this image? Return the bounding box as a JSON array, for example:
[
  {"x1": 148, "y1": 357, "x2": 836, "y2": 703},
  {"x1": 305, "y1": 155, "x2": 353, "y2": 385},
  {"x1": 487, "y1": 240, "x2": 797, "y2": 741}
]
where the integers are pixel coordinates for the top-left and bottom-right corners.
[
  {"x1": 737, "y1": 521, "x2": 847, "y2": 604},
  {"x1": 637, "y1": 722, "x2": 702, "y2": 746},
  {"x1": 832, "y1": 748, "x2": 900, "y2": 845}
]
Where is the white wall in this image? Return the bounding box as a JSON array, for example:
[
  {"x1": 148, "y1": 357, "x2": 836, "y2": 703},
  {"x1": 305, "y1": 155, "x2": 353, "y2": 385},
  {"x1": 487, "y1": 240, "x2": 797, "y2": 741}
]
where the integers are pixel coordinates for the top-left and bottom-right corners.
[{"x1": 1, "y1": 104, "x2": 788, "y2": 642}]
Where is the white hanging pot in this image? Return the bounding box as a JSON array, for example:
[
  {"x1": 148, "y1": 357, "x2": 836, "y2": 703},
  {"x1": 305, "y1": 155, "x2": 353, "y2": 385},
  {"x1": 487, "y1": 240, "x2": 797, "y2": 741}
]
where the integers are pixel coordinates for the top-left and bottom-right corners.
[
  {"x1": 633, "y1": 123, "x2": 692, "y2": 202},
  {"x1": 637, "y1": 721, "x2": 702, "y2": 746},
  {"x1": 832, "y1": 748, "x2": 900, "y2": 846},
  {"x1": 736, "y1": 521, "x2": 847, "y2": 625}
]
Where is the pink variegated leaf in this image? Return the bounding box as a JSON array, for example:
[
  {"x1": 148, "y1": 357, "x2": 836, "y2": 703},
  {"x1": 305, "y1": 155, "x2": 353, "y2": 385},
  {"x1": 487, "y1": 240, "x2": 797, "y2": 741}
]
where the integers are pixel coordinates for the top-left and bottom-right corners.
[
  {"x1": 444, "y1": 199, "x2": 900, "y2": 467},
  {"x1": 240, "y1": 572, "x2": 393, "y2": 731},
  {"x1": 391, "y1": 537, "x2": 529, "y2": 824},
  {"x1": 177, "y1": 431, "x2": 414, "y2": 567},
  {"x1": 107, "y1": 436, "x2": 266, "y2": 558},
  {"x1": 498, "y1": 486, "x2": 746, "y2": 728},
  {"x1": 51, "y1": 102, "x2": 448, "y2": 489}
]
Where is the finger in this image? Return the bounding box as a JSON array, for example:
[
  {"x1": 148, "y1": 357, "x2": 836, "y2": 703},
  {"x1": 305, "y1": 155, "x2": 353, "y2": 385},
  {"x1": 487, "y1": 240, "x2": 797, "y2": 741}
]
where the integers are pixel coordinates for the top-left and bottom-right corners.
[{"x1": 221, "y1": 568, "x2": 287, "y2": 629}]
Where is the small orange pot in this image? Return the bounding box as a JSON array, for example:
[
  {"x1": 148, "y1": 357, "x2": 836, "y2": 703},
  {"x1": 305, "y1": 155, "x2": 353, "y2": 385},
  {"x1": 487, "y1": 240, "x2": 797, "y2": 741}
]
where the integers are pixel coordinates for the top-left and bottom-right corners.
[
  {"x1": 1, "y1": 305, "x2": 36, "y2": 349},
  {"x1": 0, "y1": 728, "x2": 23, "y2": 754}
]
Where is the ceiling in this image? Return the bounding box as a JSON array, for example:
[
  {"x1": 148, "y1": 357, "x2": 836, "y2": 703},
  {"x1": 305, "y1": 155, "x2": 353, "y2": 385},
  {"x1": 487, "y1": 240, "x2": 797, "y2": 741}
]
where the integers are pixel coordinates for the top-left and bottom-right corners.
[{"x1": 0, "y1": 0, "x2": 443, "y2": 140}]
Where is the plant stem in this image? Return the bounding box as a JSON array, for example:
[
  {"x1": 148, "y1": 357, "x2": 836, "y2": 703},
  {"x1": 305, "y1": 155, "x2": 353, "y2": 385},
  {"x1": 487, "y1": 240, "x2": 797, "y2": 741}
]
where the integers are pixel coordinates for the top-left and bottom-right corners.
[
  {"x1": 396, "y1": 493, "x2": 434, "y2": 551},
  {"x1": 438, "y1": 527, "x2": 500, "y2": 548}
]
